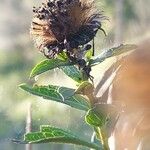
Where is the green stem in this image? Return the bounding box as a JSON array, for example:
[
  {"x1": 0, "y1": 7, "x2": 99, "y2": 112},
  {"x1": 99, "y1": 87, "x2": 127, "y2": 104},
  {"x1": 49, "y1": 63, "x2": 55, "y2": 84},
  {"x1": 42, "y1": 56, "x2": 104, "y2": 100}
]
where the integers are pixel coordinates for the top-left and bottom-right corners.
[{"x1": 97, "y1": 127, "x2": 110, "y2": 150}]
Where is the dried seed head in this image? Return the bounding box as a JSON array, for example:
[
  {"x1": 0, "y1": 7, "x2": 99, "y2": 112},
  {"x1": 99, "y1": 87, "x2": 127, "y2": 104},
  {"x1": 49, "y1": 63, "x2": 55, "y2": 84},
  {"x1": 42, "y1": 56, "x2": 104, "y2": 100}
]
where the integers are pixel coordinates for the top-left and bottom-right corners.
[{"x1": 30, "y1": 0, "x2": 105, "y2": 58}]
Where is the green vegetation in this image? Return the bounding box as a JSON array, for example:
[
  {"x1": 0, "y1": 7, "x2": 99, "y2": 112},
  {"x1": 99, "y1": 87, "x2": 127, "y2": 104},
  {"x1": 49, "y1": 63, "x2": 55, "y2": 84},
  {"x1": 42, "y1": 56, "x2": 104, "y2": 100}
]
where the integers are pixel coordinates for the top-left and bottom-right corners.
[
  {"x1": 16, "y1": 44, "x2": 135, "y2": 150},
  {"x1": 0, "y1": 0, "x2": 149, "y2": 150}
]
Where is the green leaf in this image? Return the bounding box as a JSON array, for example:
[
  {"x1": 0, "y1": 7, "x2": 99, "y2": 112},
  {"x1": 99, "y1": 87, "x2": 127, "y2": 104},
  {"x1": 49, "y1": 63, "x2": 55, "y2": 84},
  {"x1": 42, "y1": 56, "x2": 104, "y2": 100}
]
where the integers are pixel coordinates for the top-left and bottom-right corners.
[
  {"x1": 85, "y1": 104, "x2": 117, "y2": 127},
  {"x1": 15, "y1": 125, "x2": 101, "y2": 150},
  {"x1": 85, "y1": 49, "x2": 93, "y2": 60},
  {"x1": 19, "y1": 84, "x2": 90, "y2": 111},
  {"x1": 57, "y1": 51, "x2": 68, "y2": 61},
  {"x1": 75, "y1": 81, "x2": 94, "y2": 95},
  {"x1": 85, "y1": 108, "x2": 107, "y2": 127},
  {"x1": 30, "y1": 59, "x2": 70, "y2": 78},
  {"x1": 60, "y1": 66, "x2": 83, "y2": 83},
  {"x1": 90, "y1": 44, "x2": 137, "y2": 66}
]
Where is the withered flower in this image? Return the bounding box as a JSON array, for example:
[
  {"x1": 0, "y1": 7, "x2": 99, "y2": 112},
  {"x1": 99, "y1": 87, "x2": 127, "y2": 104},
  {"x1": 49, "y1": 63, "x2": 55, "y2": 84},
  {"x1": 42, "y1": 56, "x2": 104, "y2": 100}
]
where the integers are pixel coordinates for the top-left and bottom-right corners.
[{"x1": 30, "y1": 0, "x2": 105, "y2": 58}]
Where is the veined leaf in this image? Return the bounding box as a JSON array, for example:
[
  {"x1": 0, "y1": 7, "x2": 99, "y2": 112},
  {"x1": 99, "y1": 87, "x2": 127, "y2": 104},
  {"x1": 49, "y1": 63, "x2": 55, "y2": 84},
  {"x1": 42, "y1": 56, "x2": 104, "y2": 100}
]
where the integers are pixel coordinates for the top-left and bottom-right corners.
[
  {"x1": 30, "y1": 59, "x2": 71, "y2": 78},
  {"x1": 85, "y1": 104, "x2": 118, "y2": 127},
  {"x1": 85, "y1": 104, "x2": 120, "y2": 137},
  {"x1": 14, "y1": 125, "x2": 101, "y2": 150},
  {"x1": 85, "y1": 108, "x2": 107, "y2": 127},
  {"x1": 90, "y1": 44, "x2": 137, "y2": 66},
  {"x1": 60, "y1": 66, "x2": 83, "y2": 83},
  {"x1": 19, "y1": 84, "x2": 90, "y2": 111}
]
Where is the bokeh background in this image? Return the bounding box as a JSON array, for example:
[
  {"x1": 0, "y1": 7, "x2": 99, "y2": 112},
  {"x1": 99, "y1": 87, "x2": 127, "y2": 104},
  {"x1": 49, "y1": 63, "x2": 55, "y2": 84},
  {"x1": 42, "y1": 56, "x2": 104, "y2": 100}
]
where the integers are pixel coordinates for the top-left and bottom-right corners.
[{"x1": 0, "y1": 0, "x2": 150, "y2": 150}]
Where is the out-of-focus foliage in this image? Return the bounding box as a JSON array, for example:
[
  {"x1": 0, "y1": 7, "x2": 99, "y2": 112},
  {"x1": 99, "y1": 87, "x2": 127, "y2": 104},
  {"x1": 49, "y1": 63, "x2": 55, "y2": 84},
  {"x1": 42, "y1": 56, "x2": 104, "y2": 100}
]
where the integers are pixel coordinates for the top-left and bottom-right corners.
[{"x1": 0, "y1": 0, "x2": 149, "y2": 149}]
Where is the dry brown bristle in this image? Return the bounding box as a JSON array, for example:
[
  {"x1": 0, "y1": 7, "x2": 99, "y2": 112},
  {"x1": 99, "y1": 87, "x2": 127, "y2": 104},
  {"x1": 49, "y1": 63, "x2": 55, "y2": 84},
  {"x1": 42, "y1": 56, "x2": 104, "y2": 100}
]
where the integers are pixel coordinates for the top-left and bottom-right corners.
[{"x1": 30, "y1": 0, "x2": 106, "y2": 58}]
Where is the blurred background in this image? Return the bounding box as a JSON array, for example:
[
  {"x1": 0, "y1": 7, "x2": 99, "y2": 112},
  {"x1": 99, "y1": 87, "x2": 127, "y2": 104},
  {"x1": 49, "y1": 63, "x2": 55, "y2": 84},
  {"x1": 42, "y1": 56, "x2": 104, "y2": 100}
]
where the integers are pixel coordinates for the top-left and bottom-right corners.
[{"x1": 0, "y1": 0, "x2": 150, "y2": 150}]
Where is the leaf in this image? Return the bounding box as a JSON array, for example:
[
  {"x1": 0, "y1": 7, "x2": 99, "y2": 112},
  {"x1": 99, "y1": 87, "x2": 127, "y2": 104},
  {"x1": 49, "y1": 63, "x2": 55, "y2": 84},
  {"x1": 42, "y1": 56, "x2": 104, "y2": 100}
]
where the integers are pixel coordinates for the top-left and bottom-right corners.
[
  {"x1": 85, "y1": 104, "x2": 118, "y2": 127},
  {"x1": 14, "y1": 125, "x2": 101, "y2": 150},
  {"x1": 85, "y1": 108, "x2": 107, "y2": 127},
  {"x1": 60, "y1": 66, "x2": 83, "y2": 83},
  {"x1": 57, "y1": 51, "x2": 68, "y2": 61},
  {"x1": 90, "y1": 44, "x2": 137, "y2": 66},
  {"x1": 85, "y1": 49, "x2": 93, "y2": 60},
  {"x1": 19, "y1": 84, "x2": 90, "y2": 111},
  {"x1": 30, "y1": 59, "x2": 70, "y2": 78},
  {"x1": 75, "y1": 81, "x2": 94, "y2": 95}
]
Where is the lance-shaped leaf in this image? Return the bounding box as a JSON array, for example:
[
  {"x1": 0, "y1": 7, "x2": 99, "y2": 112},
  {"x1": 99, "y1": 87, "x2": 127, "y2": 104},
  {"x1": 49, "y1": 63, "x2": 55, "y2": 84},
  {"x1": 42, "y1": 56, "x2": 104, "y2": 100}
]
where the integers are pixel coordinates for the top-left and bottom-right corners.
[
  {"x1": 20, "y1": 84, "x2": 90, "y2": 111},
  {"x1": 30, "y1": 59, "x2": 71, "y2": 78},
  {"x1": 60, "y1": 66, "x2": 83, "y2": 83},
  {"x1": 90, "y1": 44, "x2": 137, "y2": 66},
  {"x1": 14, "y1": 125, "x2": 101, "y2": 150}
]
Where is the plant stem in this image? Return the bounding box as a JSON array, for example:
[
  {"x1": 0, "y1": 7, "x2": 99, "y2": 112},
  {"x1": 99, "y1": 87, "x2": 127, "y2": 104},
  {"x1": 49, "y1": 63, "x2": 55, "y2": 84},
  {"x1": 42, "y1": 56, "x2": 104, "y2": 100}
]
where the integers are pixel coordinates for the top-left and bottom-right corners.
[
  {"x1": 97, "y1": 127, "x2": 110, "y2": 150},
  {"x1": 26, "y1": 102, "x2": 32, "y2": 150}
]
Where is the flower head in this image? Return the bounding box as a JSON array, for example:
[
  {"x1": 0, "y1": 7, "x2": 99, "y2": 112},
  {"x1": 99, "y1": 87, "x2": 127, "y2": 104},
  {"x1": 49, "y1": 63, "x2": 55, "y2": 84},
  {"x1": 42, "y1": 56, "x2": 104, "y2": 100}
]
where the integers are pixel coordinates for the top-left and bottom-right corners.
[{"x1": 30, "y1": 0, "x2": 105, "y2": 58}]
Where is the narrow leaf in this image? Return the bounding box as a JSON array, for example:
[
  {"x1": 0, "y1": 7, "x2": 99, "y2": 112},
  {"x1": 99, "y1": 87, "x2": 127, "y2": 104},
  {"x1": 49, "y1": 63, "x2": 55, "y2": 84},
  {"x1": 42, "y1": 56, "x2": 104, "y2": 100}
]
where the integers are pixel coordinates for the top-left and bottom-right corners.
[
  {"x1": 60, "y1": 66, "x2": 83, "y2": 83},
  {"x1": 19, "y1": 84, "x2": 90, "y2": 111},
  {"x1": 30, "y1": 59, "x2": 70, "y2": 78},
  {"x1": 90, "y1": 44, "x2": 137, "y2": 66}
]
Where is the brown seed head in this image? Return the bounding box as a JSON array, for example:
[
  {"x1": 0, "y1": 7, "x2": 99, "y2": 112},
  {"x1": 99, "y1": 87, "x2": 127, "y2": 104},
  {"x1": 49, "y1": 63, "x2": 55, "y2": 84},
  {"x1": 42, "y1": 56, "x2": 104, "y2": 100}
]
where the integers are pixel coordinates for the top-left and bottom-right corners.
[{"x1": 30, "y1": 0, "x2": 105, "y2": 58}]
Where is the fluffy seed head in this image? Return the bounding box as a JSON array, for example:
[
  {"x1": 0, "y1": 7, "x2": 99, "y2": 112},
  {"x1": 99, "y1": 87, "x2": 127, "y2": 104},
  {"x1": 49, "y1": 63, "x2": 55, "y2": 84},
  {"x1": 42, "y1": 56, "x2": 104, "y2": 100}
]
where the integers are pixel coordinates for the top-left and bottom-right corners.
[{"x1": 30, "y1": 0, "x2": 105, "y2": 58}]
